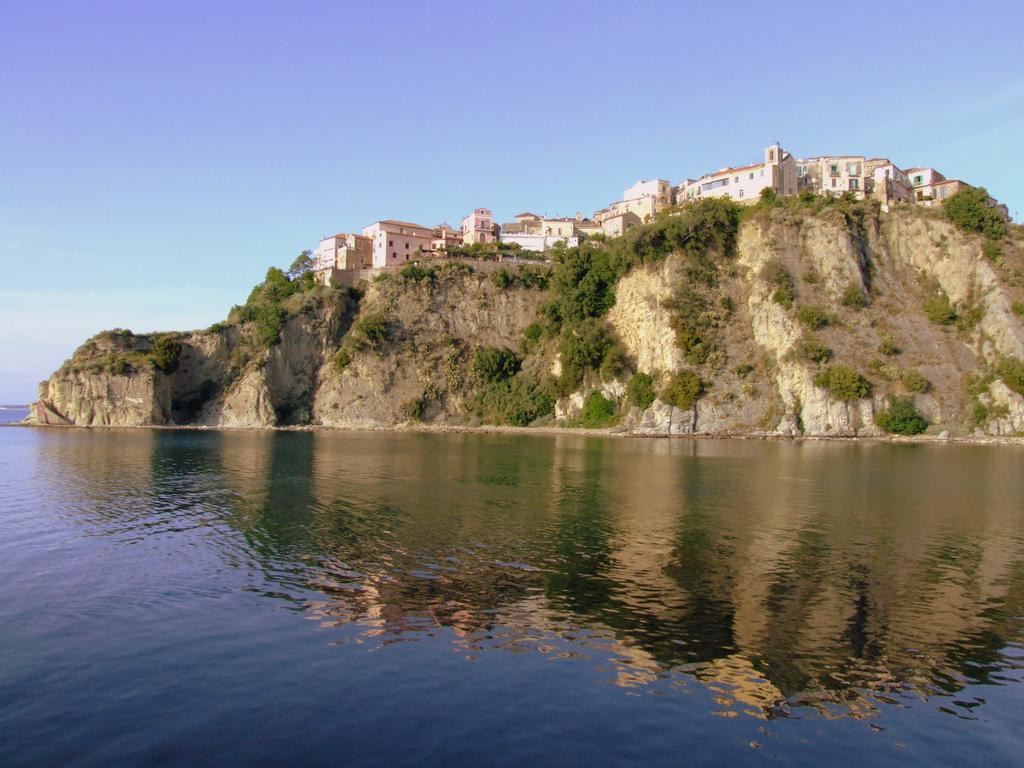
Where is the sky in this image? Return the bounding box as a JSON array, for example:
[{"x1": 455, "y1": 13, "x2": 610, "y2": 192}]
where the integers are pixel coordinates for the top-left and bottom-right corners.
[{"x1": 1, "y1": 0, "x2": 1022, "y2": 403}]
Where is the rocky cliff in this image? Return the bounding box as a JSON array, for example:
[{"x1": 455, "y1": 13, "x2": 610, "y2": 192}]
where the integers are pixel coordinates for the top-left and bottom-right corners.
[{"x1": 29, "y1": 204, "x2": 1024, "y2": 438}]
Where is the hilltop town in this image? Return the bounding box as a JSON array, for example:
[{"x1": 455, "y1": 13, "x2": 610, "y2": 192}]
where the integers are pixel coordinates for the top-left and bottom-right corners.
[
  {"x1": 27, "y1": 139, "x2": 1024, "y2": 441},
  {"x1": 311, "y1": 142, "x2": 1011, "y2": 286}
]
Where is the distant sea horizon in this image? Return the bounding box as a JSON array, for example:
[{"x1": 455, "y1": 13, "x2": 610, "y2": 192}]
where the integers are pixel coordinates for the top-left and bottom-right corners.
[{"x1": 0, "y1": 405, "x2": 30, "y2": 424}]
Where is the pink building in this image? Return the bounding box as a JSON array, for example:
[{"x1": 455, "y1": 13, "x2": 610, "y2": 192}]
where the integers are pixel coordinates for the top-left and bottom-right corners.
[
  {"x1": 361, "y1": 220, "x2": 435, "y2": 267},
  {"x1": 461, "y1": 207, "x2": 496, "y2": 245}
]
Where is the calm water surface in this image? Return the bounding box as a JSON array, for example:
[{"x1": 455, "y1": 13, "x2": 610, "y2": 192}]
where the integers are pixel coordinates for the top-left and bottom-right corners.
[{"x1": 1, "y1": 428, "x2": 1023, "y2": 766}]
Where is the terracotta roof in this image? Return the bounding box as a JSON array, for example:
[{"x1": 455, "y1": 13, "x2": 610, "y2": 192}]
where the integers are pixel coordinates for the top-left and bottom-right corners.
[{"x1": 515, "y1": 212, "x2": 541, "y2": 219}]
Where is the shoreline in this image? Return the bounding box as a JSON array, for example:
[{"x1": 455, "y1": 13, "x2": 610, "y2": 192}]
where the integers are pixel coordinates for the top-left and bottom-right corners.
[{"x1": 8, "y1": 418, "x2": 1024, "y2": 447}]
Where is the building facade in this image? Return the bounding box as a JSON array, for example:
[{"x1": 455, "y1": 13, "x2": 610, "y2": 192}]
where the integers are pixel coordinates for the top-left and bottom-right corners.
[
  {"x1": 797, "y1": 155, "x2": 868, "y2": 199},
  {"x1": 461, "y1": 207, "x2": 496, "y2": 245},
  {"x1": 361, "y1": 220, "x2": 435, "y2": 267},
  {"x1": 314, "y1": 233, "x2": 373, "y2": 273},
  {"x1": 678, "y1": 144, "x2": 798, "y2": 204},
  {"x1": 601, "y1": 211, "x2": 641, "y2": 237},
  {"x1": 431, "y1": 223, "x2": 463, "y2": 252}
]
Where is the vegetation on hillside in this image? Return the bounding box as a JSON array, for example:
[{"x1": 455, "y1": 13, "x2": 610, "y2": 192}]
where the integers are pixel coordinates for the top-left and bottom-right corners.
[
  {"x1": 944, "y1": 186, "x2": 1007, "y2": 241},
  {"x1": 875, "y1": 396, "x2": 929, "y2": 435}
]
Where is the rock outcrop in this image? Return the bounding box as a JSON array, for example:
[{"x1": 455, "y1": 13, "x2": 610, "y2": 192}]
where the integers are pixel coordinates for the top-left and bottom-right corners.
[{"x1": 29, "y1": 207, "x2": 1024, "y2": 437}]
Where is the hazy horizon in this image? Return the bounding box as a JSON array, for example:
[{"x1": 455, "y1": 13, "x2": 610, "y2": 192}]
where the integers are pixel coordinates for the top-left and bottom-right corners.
[{"x1": 2, "y1": 0, "x2": 1022, "y2": 403}]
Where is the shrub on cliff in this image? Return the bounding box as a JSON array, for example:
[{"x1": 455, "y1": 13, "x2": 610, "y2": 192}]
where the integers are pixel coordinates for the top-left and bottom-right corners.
[
  {"x1": 763, "y1": 259, "x2": 796, "y2": 308},
  {"x1": 255, "y1": 304, "x2": 285, "y2": 346},
  {"x1": 997, "y1": 356, "x2": 1024, "y2": 395},
  {"x1": 875, "y1": 396, "x2": 929, "y2": 435},
  {"x1": 813, "y1": 365, "x2": 872, "y2": 400},
  {"x1": 664, "y1": 284, "x2": 721, "y2": 365},
  {"x1": 401, "y1": 394, "x2": 427, "y2": 421},
  {"x1": 923, "y1": 291, "x2": 957, "y2": 326},
  {"x1": 521, "y1": 322, "x2": 545, "y2": 355},
  {"x1": 796, "y1": 305, "x2": 833, "y2": 330},
  {"x1": 599, "y1": 342, "x2": 631, "y2": 381},
  {"x1": 472, "y1": 346, "x2": 520, "y2": 384},
  {"x1": 333, "y1": 348, "x2": 351, "y2": 372},
  {"x1": 400, "y1": 264, "x2": 437, "y2": 283},
  {"x1": 902, "y1": 369, "x2": 930, "y2": 393},
  {"x1": 799, "y1": 338, "x2": 833, "y2": 365},
  {"x1": 547, "y1": 243, "x2": 618, "y2": 326},
  {"x1": 354, "y1": 312, "x2": 390, "y2": 347},
  {"x1": 841, "y1": 284, "x2": 869, "y2": 310},
  {"x1": 468, "y1": 374, "x2": 557, "y2": 426},
  {"x1": 944, "y1": 186, "x2": 1007, "y2": 241},
  {"x1": 878, "y1": 333, "x2": 901, "y2": 357},
  {"x1": 151, "y1": 335, "x2": 182, "y2": 373},
  {"x1": 606, "y1": 197, "x2": 740, "y2": 274},
  {"x1": 558, "y1": 319, "x2": 613, "y2": 392},
  {"x1": 626, "y1": 372, "x2": 655, "y2": 409},
  {"x1": 661, "y1": 370, "x2": 704, "y2": 410},
  {"x1": 580, "y1": 391, "x2": 616, "y2": 428}
]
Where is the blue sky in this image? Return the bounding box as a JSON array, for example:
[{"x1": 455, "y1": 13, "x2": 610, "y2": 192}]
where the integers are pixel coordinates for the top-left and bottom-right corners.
[{"x1": 1, "y1": 0, "x2": 1022, "y2": 403}]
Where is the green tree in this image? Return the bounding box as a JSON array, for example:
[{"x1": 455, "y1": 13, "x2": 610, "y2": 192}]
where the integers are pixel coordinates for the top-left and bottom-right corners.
[
  {"x1": 289, "y1": 250, "x2": 314, "y2": 274},
  {"x1": 626, "y1": 372, "x2": 655, "y2": 409},
  {"x1": 151, "y1": 335, "x2": 182, "y2": 373},
  {"x1": 944, "y1": 186, "x2": 1007, "y2": 240},
  {"x1": 472, "y1": 347, "x2": 520, "y2": 384},
  {"x1": 255, "y1": 304, "x2": 285, "y2": 346},
  {"x1": 580, "y1": 391, "x2": 616, "y2": 427},
  {"x1": 875, "y1": 396, "x2": 929, "y2": 435}
]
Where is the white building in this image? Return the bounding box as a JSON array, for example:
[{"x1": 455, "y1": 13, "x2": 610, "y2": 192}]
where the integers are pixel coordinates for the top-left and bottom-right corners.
[
  {"x1": 678, "y1": 144, "x2": 797, "y2": 204},
  {"x1": 500, "y1": 233, "x2": 579, "y2": 251},
  {"x1": 314, "y1": 232, "x2": 373, "y2": 272}
]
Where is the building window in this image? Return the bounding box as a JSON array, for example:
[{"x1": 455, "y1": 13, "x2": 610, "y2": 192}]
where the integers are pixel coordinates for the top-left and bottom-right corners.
[
  {"x1": 849, "y1": 179, "x2": 859, "y2": 190},
  {"x1": 388, "y1": 240, "x2": 393, "y2": 246},
  {"x1": 830, "y1": 164, "x2": 839, "y2": 175},
  {"x1": 405, "y1": 243, "x2": 409, "y2": 249},
  {"x1": 392, "y1": 252, "x2": 397, "y2": 259},
  {"x1": 832, "y1": 178, "x2": 838, "y2": 188},
  {"x1": 913, "y1": 175, "x2": 923, "y2": 185},
  {"x1": 749, "y1": 172, "x2": 754, "y2": 180},
  {"x1": 734, "y1": 176, "x2": 739, "y2": 183},
  {"x1": 701, "y1": 178, "x2": 729, "y2": 192},
  {"x1": 738, "y1": 189, "x2": 744, "y2": 198}
]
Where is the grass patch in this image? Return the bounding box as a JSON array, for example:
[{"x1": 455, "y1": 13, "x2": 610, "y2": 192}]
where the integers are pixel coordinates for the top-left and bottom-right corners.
[{"x1": 841, "y1": 284, "x2": 869, "y2": 310}]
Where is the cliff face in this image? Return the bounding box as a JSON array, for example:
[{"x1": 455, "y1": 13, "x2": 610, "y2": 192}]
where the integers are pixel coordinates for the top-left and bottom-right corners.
[
  {"x1": 602, "y1": 207, "x2": 1024, "y2": 437},
  {"x1": 29, "y1": 208, "x2": 1024, "y2": 437}
]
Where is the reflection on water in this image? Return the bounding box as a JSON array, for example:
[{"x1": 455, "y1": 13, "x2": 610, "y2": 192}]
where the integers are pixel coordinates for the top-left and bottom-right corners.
[{"x1": 24, "y1": 429, "x2": 1024, "y2": 726}]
